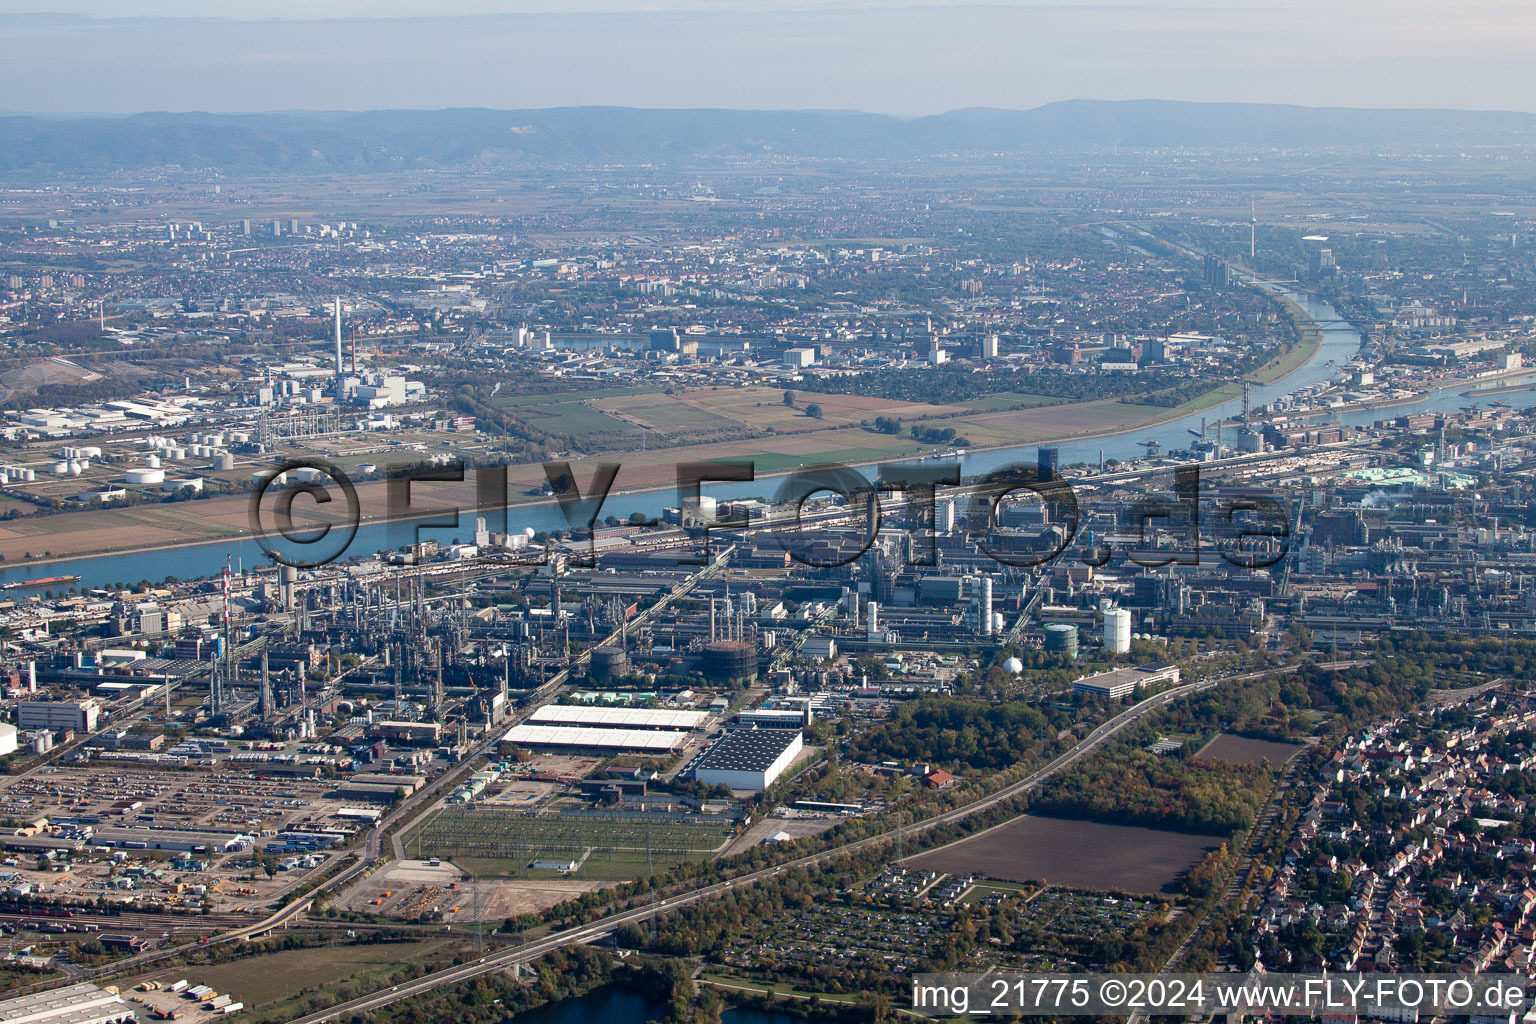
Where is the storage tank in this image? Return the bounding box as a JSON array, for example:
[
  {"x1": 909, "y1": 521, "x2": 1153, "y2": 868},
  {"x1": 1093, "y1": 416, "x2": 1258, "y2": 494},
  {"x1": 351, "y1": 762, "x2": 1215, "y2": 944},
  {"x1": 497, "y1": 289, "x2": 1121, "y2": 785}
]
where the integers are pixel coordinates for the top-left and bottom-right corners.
[
  {"x1": 215, "y1": 453, "x2": 235, "y2": 472},
  {"x1": 700, "y1": 640, "x2": 757, "y2": 685},
  {"x1": 125, "y1": 467, "x2": 165, "y2": 485},
  {"x1": 1044, "y1": 622, "x2": 1079, "y2": 660},
  {"x1": 51, "y1": 461, "x2": 69, "y2": 475},
  {"x1": 1104, "y1": 607, "x2": 1132, "y2": 655},
  {"x1": 589, "y1": 646, "x2": 628, "y2": 683},
  {"x1": 145, "y1": 455, "x2": 161, "y2": 469}
]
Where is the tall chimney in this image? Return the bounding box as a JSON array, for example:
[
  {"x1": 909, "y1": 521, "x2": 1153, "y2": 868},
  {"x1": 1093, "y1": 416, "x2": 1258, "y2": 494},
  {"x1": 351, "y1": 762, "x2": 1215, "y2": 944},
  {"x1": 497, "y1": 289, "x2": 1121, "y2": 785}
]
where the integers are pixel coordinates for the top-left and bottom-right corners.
[{"x1": 334, "y1": 297, "x2": 343, "y2": 378}]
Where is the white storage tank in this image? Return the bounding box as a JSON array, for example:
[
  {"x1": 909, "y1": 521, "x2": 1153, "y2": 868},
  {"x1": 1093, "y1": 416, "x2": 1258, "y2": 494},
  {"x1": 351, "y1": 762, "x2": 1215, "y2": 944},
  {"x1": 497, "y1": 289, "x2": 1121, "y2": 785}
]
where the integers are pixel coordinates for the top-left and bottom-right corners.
[
  {"x1": 1104, "y1": 607, "x2": 1133, "y2": 655},
  {"x1": 215, "y1": 453, "x2": 235, "y2": 471},
  {"x1": 126, "y1": 467, "x2": 165, "y2": 485},
  {"x1": 52, "y1": 462, "x2": 69, "y2": 475},
  {"x1": 145, "y1": 455, "x2": 162, "y2": 469}
]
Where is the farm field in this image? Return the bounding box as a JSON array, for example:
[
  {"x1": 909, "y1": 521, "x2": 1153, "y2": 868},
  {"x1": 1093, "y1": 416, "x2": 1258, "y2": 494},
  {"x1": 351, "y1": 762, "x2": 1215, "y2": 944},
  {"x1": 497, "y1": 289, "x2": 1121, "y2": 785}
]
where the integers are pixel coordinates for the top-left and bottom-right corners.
[
  {"x1": 1193, "y1": 733, "x2": 1306, "y2": 768},
  {"x1": 902, "y1": 814, "x2": 1222, "y2": 894}
]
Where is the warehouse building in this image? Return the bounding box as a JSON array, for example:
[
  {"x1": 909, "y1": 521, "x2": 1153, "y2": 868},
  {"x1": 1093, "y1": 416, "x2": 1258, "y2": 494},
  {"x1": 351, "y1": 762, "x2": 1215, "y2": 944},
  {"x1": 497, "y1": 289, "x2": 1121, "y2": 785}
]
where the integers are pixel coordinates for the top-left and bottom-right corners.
[
  {"x1": 526, "y1": 705, "x2": 709, "y2": 731},
  {"x1": 91, "y1": 825, "x2": 252, "y2": 853},
  {"x1": 1072, "y1": 663, "x2": 1181, "y2": 700},
  {"x1": 0, "y1": 982, "x2": 135, "y2": 1024},
  {"x1": 692, "y1": 727, "x2": 804, "y2": 792},
  {"x1": 503, "y1": 724, "x2": 687, "y2": 753},
  {"x1": 736, "y1": 707, "x2": 809, "y2": 730}
]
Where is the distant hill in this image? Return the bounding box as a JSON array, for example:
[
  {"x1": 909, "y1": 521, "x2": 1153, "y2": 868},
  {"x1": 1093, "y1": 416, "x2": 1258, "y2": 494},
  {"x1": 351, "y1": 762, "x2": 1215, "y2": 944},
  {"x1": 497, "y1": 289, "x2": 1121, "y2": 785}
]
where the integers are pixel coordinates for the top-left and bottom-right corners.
[{"x1": 1, "y1": 101, "x2": 1533, "y2": 175}]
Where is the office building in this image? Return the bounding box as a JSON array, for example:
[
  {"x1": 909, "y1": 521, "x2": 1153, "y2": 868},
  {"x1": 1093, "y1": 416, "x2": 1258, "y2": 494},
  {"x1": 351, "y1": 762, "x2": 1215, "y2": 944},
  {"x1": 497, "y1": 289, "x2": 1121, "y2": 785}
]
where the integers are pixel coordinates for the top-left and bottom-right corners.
[
  {"x1": 1308, "y1": 248, "x2": 1337, "y2": 280},
  {"x1": 1073, "y1": 664, "x2": 1180, "y2": 700},
  {"x1": 17, "y1": 699, "x2": 100, "y2": 732},
  {"x1": 1038, "y1": 446, "x2": 1059, "y2": 482},
  {"x1": 1202, "y1": 254, "x2": 1230, "y2": 287}
]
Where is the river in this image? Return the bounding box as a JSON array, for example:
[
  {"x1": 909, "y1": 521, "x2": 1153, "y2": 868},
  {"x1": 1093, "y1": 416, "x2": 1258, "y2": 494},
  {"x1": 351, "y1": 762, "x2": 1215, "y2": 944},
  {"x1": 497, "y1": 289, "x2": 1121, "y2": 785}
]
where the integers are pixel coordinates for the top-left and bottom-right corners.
[
  {"x1": 498, "y1": 985, "x2": 808, "y2": 1024},
  {"x1": 6, "y1": 287, "x2": 1504, "y2": 592}
]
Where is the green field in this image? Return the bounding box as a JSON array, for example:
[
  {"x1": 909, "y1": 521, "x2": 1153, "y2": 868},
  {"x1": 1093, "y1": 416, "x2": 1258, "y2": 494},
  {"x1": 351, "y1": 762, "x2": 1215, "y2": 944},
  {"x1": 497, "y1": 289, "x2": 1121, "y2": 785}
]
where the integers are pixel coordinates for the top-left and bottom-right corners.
[
  {"x1": 596, "y1": 392, "x2": 725, "y2": 432},
  {"x1": 513, "y1": 403, "x2": 632, "y2": 436},
  {"x1": 493, "y1": 385, "x2": 658, "y2": 408},
  {"x1": 960, "y1": 392, "x2": 1068, "y2": 412},
  {"x1": 161, "y1": 940, "x2": 451, "y2": 1016},
  {"x1": 415, "y1": 808, "x2": 732, "y2": 880},
  {"x1": 704, "y1": 444, "x2": 924, "y2": 474}
]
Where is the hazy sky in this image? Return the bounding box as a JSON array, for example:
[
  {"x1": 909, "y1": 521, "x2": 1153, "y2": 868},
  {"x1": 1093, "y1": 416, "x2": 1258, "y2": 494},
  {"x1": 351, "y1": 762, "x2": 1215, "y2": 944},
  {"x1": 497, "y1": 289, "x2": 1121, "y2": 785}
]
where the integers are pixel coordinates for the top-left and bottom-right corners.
[{"x1": 1, "y1": 1, "x2": 1531, "y2": 115}]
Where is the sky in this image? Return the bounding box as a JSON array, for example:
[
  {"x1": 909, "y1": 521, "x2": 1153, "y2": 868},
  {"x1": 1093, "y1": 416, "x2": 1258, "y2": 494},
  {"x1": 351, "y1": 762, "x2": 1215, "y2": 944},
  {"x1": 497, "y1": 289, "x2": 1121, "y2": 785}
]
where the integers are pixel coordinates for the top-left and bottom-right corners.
[{"x1": 0, "y1": 0, "x2": 1531, "y2": 115}]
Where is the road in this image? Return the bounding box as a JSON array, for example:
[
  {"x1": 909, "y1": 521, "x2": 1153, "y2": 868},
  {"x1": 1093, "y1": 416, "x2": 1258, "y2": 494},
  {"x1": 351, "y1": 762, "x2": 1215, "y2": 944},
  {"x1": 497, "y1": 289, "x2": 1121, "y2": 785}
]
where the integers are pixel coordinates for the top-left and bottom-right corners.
[
  {"x1": 34, "y1": 550, "x2": 746, "y2": 990},
  {"x1": 287, "y1": 672, "x2": 1225, "y2": 1024}
]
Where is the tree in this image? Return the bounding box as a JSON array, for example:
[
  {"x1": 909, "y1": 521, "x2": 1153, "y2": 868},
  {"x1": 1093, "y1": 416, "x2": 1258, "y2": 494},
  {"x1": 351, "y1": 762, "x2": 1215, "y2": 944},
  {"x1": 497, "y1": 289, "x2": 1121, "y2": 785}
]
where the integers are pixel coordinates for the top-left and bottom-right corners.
[
  {"x1": 782, "y1": 390, "x2": 796, "y2": 407},
  {"x1": 805, "y1": 403, "x2": 824, "y2": 419}
]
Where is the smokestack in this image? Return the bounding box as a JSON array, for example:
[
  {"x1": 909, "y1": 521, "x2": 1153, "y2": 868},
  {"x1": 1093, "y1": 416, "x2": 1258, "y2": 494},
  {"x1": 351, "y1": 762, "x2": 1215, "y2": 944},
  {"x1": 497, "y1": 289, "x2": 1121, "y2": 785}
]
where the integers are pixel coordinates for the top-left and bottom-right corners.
[{"x1": 334, "y1": 297, "x2": 343, "y2": 378}]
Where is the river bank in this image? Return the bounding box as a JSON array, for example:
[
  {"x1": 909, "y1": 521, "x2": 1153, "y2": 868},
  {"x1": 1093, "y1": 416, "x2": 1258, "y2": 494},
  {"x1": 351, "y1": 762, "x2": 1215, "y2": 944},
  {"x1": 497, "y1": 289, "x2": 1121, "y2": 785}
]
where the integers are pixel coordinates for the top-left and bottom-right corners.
[{"x1": 0, "y1": 284, "x2": 1355, "y2": 588}]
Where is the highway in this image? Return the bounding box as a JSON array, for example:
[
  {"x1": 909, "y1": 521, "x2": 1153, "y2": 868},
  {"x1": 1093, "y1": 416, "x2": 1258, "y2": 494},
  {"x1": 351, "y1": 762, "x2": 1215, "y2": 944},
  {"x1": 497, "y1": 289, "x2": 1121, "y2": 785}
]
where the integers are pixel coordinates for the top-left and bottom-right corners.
[{"x1": 286, "y1": 672, "x2": 1225, "y2": 1024}]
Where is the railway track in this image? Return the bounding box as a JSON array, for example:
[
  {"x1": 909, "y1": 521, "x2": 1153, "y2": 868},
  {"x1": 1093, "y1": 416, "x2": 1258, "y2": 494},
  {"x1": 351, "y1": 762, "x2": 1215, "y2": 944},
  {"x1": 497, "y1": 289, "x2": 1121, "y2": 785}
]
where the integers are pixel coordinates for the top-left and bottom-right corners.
[{"x1": 287, "y1": 673, "x2": 1227, "y2": 1024}]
